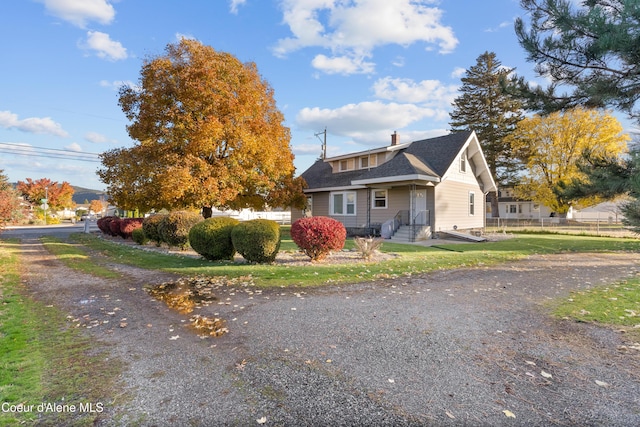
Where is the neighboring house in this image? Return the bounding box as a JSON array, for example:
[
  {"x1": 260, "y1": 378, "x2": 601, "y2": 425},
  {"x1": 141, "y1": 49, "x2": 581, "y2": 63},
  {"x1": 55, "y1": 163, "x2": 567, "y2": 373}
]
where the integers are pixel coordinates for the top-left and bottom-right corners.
[
  {"x1": 489, "y1": 188, "x2": 626, "y2": 223},
  {"x1": 292, "y1": 131, "x2": 496, "y2": 241},
  {"x1": 488, "y1": 187, "x2": 555, "y2": 220}
]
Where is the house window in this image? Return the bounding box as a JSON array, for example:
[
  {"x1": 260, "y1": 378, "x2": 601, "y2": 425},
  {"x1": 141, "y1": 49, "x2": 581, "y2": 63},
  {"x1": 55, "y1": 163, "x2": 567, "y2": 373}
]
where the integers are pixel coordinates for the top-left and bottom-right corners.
[
  {"x1": 509, "y1": 204, "x2": 517, "y2": 214},
  {"x1": 360, "y1": 156, "x2": 369, "y2": 169},
  {"x1": 372, "y1": 189, "x2": 387, "y2": 209},
  {"x1": 460, "y1": 154, "x2": 467, "y2": 172},
  {"x1": 339, "y1": 159, "x2": 354, "y2": 171},
  {"x1": 331, "y1": 191, "x2": 356, "y2": 215},
  {"x1": 469, "y1": 191, "x2": 475, "y2": 215}
]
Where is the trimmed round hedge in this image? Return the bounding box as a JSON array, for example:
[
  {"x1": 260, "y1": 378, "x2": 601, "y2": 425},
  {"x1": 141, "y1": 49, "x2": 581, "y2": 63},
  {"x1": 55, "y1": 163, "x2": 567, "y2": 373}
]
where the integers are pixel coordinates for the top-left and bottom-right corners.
[
  {"x1": 290, "y1": 216, "x2": 346, "y2": 261},
  {"x1": 142, "y1": 214, "x2": 167, "y2": 244},
  {"x1": 231, "y1": 219, "x2": 281, "y2": 263},
  {"x1": 158, "y1": 211, "x2": 203, "y2": 249},
  {"x1": 188, "y1": 217, "x2": 239, "y2": 260},
  {"x1": 132, "y1": 227, "x2": 148, "y2": 245}
]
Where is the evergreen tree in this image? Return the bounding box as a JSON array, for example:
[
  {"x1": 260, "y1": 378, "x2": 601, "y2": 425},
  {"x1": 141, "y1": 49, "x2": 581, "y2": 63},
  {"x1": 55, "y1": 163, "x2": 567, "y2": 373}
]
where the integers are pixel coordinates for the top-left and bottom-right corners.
[
  {"x1": 514, "y1": 0, "x2": 640, "y2": 230},
  {"x1": 449, "y1": 51, "x2": 524, "y2": 217},
  {"x1": 514, "y1": 0, "x2": 640, "y2": 124}
]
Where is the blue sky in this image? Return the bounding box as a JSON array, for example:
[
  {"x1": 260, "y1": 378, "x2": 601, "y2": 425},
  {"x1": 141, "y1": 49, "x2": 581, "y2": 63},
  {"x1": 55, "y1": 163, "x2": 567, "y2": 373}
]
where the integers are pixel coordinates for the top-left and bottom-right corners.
[{"x1": 0, "y1": 0, "x2": 597, "y2": 190}]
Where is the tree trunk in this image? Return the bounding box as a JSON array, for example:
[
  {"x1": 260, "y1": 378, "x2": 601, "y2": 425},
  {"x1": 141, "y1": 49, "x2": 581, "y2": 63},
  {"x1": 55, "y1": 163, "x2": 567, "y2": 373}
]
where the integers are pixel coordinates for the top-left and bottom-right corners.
[
  {"x1": 489, "y1": 191, "x2": 500, "y2": 217},
  {"x1": 202, "y1": 206, "x2": 212, "y2": 218}
]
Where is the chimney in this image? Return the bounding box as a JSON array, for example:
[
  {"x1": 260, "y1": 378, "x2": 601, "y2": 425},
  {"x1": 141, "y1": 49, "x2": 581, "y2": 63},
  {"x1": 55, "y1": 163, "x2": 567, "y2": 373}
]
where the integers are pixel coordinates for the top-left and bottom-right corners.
[{"x1": 391, "y1": 131, "x2": 399, "y2": 146}]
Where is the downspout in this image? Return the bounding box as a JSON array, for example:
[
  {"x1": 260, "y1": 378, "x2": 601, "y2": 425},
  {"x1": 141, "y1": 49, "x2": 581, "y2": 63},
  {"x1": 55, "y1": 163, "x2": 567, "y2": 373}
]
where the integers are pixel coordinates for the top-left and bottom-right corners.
[{"x1": 367, "y1": 187, "x2": 371, "y2": 231}]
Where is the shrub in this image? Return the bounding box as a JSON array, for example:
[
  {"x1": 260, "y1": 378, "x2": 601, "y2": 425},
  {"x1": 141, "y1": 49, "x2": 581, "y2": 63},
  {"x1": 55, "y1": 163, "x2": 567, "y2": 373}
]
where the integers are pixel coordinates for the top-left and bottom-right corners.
[
  {"x1": 132, "y1": 227, "x2": 149, "y2": 245},
  {"x1": 108, "y1": 217, "x2": 122, "y2": 237},
  {"x1": 120, "y1": 218, "x2": 144, "y2": 239},
  {"x1": 290, "y1": 216, "x2": 346, "y2": 261},
  {"x1": 97, "y1": 216, "x2": 117, "y2": 235},
  {"x1": 353, "y1": 236, "x2": 383, "y2": 260},
  {"x1": 231, "y1": 219, "x2": 281, "y2": 263},
  {"x1": 142, "y1": 214, "x2": 167, "y2": 245},
  {"x1": 189, "y1": 217, "x2": 239, "y2": 260},
  {"x1": 158, "y1": 211, "x2": 203, "y2": 249}
]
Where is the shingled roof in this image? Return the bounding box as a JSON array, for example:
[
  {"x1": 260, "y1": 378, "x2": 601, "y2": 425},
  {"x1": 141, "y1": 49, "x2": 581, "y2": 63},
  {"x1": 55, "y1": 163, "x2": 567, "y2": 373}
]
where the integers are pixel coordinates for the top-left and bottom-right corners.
[{"x1": 301, "y1": 131, "x2": 475, "y2": 191}]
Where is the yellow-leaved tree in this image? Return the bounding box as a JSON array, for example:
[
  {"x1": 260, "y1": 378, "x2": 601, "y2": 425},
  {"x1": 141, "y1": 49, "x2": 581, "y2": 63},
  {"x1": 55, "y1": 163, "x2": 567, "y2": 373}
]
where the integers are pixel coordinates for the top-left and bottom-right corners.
[
  {"x1": 506, "y1": 107, "x2": 629, "y2": 215},
  {"x1": 98, "y1": 39, "x2": 305, "y2": 214}
]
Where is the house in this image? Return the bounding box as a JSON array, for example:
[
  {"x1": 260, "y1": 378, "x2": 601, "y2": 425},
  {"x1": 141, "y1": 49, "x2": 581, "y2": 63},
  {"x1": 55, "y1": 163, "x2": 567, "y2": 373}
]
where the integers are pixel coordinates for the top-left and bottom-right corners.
[
  {"x1": 292, "y1": 131, "x2": 496, "y2": 241},
  {"x1": 489, "y1": 187, "x2": 555, "y2": 220}
]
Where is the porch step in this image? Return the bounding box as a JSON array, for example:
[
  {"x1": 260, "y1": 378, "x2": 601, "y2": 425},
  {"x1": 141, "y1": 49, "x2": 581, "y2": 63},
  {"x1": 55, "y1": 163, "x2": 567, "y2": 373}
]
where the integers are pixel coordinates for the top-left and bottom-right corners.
[{"x1": 389, "y1": 225, "x2": 431, "y2": 242}]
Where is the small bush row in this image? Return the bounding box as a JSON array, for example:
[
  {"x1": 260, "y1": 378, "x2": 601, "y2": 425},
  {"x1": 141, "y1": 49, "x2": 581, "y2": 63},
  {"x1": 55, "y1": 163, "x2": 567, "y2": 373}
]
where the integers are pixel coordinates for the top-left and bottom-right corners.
[
  {"x1": 98, "y1": 213, "x2": 347, "y2": 264},
  {"x1": 97, "y1": 216, "x2": 144, "y2": 239}
]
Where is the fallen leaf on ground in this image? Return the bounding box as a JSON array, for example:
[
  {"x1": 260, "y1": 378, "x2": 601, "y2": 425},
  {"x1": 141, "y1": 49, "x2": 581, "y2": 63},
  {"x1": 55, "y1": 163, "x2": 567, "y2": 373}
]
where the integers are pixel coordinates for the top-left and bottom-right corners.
[
  {"x1": 445, "y1": 411, "x2": 455, "y2": 419},
  {"x1": 540, "y1": 371, "x2": 553, "y2": 379},
  {"x1": 595, "y1": 380, "x2": 609, "y2": 387},
  {"x1": 169, "y1": 335, "x2": 180, "y2": 340},
  {"x1": 503, "y1": 409, "x2": 516, "y2": 418},
  {"x1": 256, "y1": 416, "x2": 267, "y2": 424}
]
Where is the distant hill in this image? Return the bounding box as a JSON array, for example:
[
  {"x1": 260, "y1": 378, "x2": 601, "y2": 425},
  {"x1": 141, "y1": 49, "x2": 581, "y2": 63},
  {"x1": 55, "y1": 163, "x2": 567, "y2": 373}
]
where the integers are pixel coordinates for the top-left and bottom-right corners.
[
  {"x1": 72, "y1": 186, "x2": 107, "y2": 205},
  {"x1": 9, "y1": 183, "x2": 107, "y2": 205}
]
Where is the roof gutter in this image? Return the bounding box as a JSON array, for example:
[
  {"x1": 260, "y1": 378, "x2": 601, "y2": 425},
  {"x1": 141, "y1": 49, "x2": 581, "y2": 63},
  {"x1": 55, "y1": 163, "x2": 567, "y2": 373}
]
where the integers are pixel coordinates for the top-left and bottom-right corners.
[{"x1": 351, "y1": 174, "x2": 440, "y2": 186}]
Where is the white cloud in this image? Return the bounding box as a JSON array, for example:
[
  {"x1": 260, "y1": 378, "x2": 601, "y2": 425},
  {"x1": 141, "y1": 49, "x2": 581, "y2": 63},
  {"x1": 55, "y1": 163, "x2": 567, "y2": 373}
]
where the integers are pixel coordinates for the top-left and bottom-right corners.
[
  {"x1": 484, "y1": 20, "x2": 513, "y2": 33},
  {"x1": 311, "y1": 54, "x2": 375, "y2": 75},
  {"x1": 296, "y1": 100, "x2": 443, "y2": 144},
  {"x1": 65, "y1": 142, "x2": 83, "y2": 152},
  {"x1": 372, "y1": 77, "x2": 459, "y2": 107},
  {"x1": 292, "y1": 143, "x2": 326, "y2": 155},
  {"x1": 99, "y1": 79, "x2": 136, "y2": 91},
  {"x1": 41, "y1": 0, "x2": 115, "y2": 28},
  {"x1": 84, "y1": 131, "x2": 117, "y2": 144},
  {"x1": 450, "y1": 67, "x2": 466, "y2": 79},
  {"x1": 82, "y1": 31, "x2": 128, "y2": 61},
  {"x1": 0, "y1": 111, "x2": 69, "y2": 137},
  {"x1": 273, "y1": 0, "x2": 458, "y2": 75},
  {"x1": 229, "y1": 0, "x2": 247, "y2": 14},
  {"x1": 176, "y1": 32, "x2": 197, "y2": 41}
]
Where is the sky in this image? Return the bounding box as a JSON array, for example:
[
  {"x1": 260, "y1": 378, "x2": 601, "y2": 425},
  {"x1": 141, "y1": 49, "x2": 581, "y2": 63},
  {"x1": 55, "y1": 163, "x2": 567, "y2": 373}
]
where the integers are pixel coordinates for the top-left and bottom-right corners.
[{"x1": 1, "y1": 0, "x2": 627, "y2": 191}]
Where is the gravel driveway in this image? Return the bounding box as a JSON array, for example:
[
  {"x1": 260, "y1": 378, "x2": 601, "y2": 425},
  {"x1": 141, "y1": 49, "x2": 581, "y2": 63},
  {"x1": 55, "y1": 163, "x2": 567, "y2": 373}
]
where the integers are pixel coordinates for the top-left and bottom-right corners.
[{"x1": 17, "y1": 237, "x2": 640, "y2": 426}]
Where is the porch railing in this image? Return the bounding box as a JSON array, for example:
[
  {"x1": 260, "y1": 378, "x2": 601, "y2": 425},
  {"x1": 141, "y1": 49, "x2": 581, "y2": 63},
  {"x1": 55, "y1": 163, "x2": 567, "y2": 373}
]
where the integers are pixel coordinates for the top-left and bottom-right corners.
[
  {"x1": 407, "y1": 210, "x2": 430, "y2": 242},
  {"x1": 381, "y1": 210, "x2": 409, "y2": 239}
]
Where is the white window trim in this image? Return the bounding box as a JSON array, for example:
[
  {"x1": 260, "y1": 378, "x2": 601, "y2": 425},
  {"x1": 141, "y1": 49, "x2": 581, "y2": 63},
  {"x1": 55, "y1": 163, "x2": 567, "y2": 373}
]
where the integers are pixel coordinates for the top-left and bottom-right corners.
[
  {"x1": 372, "y1": 189, "x2": 388, "y2": 209},
  {"x1": 360, "y1": 156, "x2": 369, "y2": 169},
  {"x1": 330, "y1": 191, "x2": 357, "y2": 216},
  {"x1": 460, "y1": 153, "x2": 467, "y2": 173},
  {"x1": 469, "y1": 191, "x2": 475, "y2": 216}
]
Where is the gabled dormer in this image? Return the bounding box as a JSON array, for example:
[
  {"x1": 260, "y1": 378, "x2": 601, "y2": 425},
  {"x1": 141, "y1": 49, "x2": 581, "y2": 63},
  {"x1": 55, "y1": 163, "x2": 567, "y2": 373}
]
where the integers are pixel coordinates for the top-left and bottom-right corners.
[{"x1": 326, "y1": 132, "x2": 411, "y2": 173}]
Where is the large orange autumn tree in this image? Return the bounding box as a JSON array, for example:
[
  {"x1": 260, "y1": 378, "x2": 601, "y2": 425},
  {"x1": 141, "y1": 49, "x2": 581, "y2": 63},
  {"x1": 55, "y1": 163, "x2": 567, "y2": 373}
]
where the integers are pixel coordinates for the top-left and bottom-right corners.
[{"x1": 99, "y1": 39, "x2": 305, "y2": 214}]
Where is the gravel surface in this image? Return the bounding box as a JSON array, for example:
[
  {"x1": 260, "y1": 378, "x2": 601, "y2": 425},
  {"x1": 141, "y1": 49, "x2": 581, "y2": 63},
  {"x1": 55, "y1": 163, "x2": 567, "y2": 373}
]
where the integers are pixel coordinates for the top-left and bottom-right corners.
[{"x1": 16, "y1": 237, "x2": 640, "y2": 426}]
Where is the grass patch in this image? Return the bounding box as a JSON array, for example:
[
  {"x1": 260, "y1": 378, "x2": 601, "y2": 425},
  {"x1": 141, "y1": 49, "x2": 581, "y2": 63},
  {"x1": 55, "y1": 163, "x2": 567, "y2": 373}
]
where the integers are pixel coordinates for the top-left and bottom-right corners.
[
  {"x1": 0, "y1": 239, "x2": 124, "y2": 426},
  {"x1": 41, "y1": 236, "x2": 120, "y2": 279},
  {"x1": 70, "y1": 232, "x2": 640, "y2": 288},
  {"x1": 552, "y1": 278, "x2": 640, "y2": 338}
]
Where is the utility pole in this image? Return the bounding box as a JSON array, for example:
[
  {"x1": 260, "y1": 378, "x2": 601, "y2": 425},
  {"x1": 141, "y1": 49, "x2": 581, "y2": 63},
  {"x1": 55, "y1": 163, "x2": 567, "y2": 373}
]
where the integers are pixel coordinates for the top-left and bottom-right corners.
[{"x1": 315, "y1": 128, "x2": 327, "y2": 159}]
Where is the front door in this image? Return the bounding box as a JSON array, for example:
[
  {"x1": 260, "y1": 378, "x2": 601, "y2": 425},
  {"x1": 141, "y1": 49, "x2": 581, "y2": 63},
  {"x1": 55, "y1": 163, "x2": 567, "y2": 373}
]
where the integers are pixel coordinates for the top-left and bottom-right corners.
[{"x1": 411, "y1": 189, "x2": 427, "y2": 225}]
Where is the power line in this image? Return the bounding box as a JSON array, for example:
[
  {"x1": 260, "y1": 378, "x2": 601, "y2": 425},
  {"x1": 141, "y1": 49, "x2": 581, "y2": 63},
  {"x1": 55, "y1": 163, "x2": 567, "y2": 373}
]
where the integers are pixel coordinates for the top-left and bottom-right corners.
[{"x1": 0, "y1": 142, "x2": 102, "y2": 163}]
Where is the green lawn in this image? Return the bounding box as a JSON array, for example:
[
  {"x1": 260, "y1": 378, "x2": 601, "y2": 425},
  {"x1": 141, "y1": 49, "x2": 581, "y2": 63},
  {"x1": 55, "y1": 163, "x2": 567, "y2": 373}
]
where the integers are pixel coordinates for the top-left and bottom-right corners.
[
  {"x1": 0, "y1": 239, "x2": 122, "y2": 427},
  {"x1": 70, "y1": 232, "x2": 640, "y2": 288}
]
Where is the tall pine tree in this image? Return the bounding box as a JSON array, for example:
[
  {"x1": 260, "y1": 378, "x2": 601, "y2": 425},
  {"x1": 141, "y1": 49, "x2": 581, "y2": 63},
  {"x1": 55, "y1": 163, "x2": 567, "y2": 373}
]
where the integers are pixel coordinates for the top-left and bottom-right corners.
[{"x1": 449, "y1": 51, "x2": 524, "y2": 217}]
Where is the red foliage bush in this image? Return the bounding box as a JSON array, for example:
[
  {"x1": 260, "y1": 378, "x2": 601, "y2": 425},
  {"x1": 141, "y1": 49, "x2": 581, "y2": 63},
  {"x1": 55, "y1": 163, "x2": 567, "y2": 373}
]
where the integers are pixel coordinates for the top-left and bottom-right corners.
[
  {"x1": 290, "y1": 216, "x2": 346, "y2": 261},
  {"x1": 97, "y1": 216, "x2": 115, "y2": 234},
  {"x1": 119, "y1": 218, "x2": 144, "y2": 239},
  {"x1": 108, "y1": 217, "x2": 122, "y2": 237}
]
